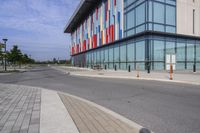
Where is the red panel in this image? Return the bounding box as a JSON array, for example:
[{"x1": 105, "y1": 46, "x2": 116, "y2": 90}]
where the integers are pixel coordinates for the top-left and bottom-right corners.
[
  {"x1": 114, "y1": 0, "x2": 116, "y2": 6},
  {"x1": 92, "y1": 35, "x2": 97, "y2": 48},
  {"x1": 110, "y1": 25, "x2": 114, "y2": 42},
  {"x1": 83, "y1": 40, "x2": 86, "y2": 51},
  {"x1": 106, "y1": 28, "x2": 108, "y2": 44},
  {"x1": 96, "y1": 8, "x2": 98, "y2": 20}
]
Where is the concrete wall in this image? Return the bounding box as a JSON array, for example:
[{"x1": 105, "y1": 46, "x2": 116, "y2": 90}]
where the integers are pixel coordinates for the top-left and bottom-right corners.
[{"x1": 177, "y1": 0, "x2": 200, "y2": 37}]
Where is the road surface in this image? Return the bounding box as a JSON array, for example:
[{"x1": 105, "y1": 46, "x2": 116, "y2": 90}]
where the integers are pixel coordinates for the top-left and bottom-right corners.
[{"x1": 0, "y1": 66, "x2": 200, "y2": 133}]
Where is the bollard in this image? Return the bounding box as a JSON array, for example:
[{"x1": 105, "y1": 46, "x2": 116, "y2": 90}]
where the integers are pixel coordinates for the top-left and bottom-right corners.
[
  {"x1": 114, "y1": 65, "x2": 117, "y2": 71},
  {"x1": 136, "y1": 64, "x2": 140, "y2": 78},
  {"x1": 193, "y1": 64, "x2": 196, "y2": 72},
  {"x1": 139, "y1": 128, "x2": 151, "y2": 133},
  {"x1": 128, "y1": 65, "x2": 131, "y2": 72},
  {"x1": 147, "y1": 65, "x2": 150, "y2": 74},
  {"x1": 170, "y1": 64, "x2": 173, "y2": 80},
  {"x1": 105, "y1": 65, "x2": 107, "y2": 70}
]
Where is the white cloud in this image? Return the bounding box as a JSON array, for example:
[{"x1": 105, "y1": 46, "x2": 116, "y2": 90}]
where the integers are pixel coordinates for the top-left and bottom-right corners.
[{"x1": 0, "y1": 0, "x2": 80, "y2": 61}]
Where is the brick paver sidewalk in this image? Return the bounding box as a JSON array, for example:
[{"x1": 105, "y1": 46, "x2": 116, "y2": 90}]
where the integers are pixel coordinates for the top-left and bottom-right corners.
[
  {"x1": 0, "y1": 85, "x2": 41, "y2": 133},
  {"x1": 59, "y1": 93, "x2": 139, "y2": 133},
  {"x1": 0, "y1": 83, "x2": 148, "y2": 133}
]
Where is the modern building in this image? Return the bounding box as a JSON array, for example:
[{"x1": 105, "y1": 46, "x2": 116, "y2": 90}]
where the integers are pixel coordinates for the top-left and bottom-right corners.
[{"x1": 64, "y1": 0, "x2": 200, "y2": 70}]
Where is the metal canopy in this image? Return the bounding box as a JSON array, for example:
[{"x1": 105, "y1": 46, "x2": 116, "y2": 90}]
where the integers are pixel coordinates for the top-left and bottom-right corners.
[{"x1": 64, "y1": 0, "x2": 101, "y2": 33}]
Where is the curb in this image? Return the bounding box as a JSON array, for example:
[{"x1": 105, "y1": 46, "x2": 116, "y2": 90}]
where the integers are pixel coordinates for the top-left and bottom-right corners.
[
  {"x1": 58, "y1": 91, "x2": 153, "y2": 133},
  {"x1": 70, "y1": 73, "x2": 200, "y2": 86}
]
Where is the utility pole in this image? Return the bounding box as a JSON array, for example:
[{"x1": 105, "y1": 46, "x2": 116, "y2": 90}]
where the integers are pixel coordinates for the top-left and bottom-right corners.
[{"x1": 2, "y1": 38, "x2": 8, "y2": 71}]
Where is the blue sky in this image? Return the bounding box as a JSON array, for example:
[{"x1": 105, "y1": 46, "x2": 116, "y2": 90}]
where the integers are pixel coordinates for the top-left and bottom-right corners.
[{"x1": 0, "y1": 0, "x2": 80, "y2": 61}]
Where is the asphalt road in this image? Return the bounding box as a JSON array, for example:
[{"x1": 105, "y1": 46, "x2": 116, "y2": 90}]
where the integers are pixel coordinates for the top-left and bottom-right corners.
[{"x1": 0, "y1": 66, "x2": 200, "y2": 133}]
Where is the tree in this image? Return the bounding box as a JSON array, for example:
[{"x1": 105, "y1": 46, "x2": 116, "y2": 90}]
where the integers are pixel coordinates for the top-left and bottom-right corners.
[{"x1": 8, "y1": 45, "x2": 22, "y2": 67}]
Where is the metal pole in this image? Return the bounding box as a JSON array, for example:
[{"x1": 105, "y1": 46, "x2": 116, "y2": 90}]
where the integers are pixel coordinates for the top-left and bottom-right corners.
[
  {"x1": 128, "y1": 65, "x2": 131, "y2": 72},
  {"x1": 2, "y1": 39, "x2": 7, "y2": 71},
  {"x1": 193, "y1": 64, "x2": 196, "y2": 73}
]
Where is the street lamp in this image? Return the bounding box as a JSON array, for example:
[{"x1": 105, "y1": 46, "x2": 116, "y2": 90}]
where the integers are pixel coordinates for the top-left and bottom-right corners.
[{"x1": 2, "y1": 38, "x2": 8, "y2": 71}]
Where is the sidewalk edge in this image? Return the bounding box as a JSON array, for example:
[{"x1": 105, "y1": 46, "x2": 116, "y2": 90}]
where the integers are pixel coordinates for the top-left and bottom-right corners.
[
  {"x1": 58, "y1": 91, "x2": 153, "y2": 133},
  {"x1": 70, "y1": 73, "x2": 200, "y2": 86}
]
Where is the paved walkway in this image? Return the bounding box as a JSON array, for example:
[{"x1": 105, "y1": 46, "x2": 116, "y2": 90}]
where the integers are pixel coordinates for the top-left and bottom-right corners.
[
  {"x1": 59, "y1": 93, "x2": 140, "y2": 133},
  {"x1": 0, "y1": 84, "x2": 150, "y2": 133},
  {"x1": 0, "y1": 84, "x2": 41, "y2": 133},
  {"x1": 53, "y1": 66, "x2": 200, "y2": 85}
]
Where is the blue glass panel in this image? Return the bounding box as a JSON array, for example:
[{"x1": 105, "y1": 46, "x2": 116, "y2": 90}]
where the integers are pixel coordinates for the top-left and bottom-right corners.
[
  {"x1": 196, "y1": 43, "x2": 200, "y2": 62},
  {"x1": 154, "y1": 24, "x2": 164, "y2": 32},
  {"x1": 148, "y1": 1, "x2": 152, "y2": 22},
  {"x1": 136, "y1": 3, "x2": 145, "y2": 26},
  {"x1": 166, "y1": 5, "x2": 176, "y2": 26},
  {"x1": 166, "y1": 41, "x2": 175, "y2": 54},
  {"x1": 104, "y1": 48, "x2": 109, "y2": 62},
  {"x1": 153, "y1": 2, "x2": 164, "y2": 24},
  {"x1": 187, "y1": 43, "x2": 194, "y2": 61},
  {"x1": 127, "y1": 42, "x2": 135, "y2": 61},
  {"x1": 127, "y1": 9, "x2": 135, "y2": 29},
  {"x1": 120, "y1": 44, "x2": 127, "y2": 62},
  {"x1": 154, "y1": 62, "x2": 164, "y2": 70},
  {"x1": 120, "y1": 63, "x2": 127, "y2": 70},
  {"x1": 166, "y1": 26, "x2": 176, "y2": 33},
  {"x1": 109, "y1": 47, "x2": 113, "y2": 62},
  {"x1": 136, "y1": 25, "x2": 145, "y2": 33},
  {"x1": 114, "y1": 44, "x2": 120, "y2": 62},
  {"x1": 101, "y1": 49, "x2": 104, "y2": 63},
  {"x1": 136, "y1": 41, "x2": 145, "y2": 61},
  {"x1": 177, "y1": 42, "x2": 186, "y2": 61},
  {"x1": 153, "y1": 40, "x2": 164, "y2": 61}
]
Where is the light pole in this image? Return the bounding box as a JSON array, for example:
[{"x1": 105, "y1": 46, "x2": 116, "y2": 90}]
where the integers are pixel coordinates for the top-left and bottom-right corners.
[{"x1": 2, "y1": 38, "x2": 8, "y2": 71}]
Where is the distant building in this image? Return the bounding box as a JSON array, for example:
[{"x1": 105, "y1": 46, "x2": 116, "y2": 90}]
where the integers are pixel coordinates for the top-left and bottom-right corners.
[{"x1": 64, "y1": 0, "x2": 200, "y2": 70}]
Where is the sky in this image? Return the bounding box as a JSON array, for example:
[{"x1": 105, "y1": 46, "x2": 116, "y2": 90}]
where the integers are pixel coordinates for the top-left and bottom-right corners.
[{"x1": 0, "y1": 0, "x2": 80, "y2": 61}]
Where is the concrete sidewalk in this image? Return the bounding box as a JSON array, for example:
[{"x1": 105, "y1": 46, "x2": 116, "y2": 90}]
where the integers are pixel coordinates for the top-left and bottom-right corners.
[
  {"x1": 53, "y1": 66, "x2": 200, "y2": 85},
  {"x1": 0, "y1": 83, "x2": 152, "y2": 133}
]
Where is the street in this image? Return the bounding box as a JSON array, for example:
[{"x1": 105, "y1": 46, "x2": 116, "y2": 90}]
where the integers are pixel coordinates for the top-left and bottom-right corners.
[{"x1": 0, "y1": 66, "x2": 200, "y2": 133}]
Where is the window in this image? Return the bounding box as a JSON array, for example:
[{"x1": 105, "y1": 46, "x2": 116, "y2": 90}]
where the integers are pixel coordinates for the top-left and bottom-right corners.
[
  {"x1": 176, "y1": 42, "x2": 186, "y2": 69},
  {"x1": 153, "y1": 2, "x2": 164, "y2": 24},
  {"x1": 166, "y1": 5, "x2": 176, "y2": 26},
  {"x1": 127, "y1": 10, "x2": 135, "y2": 30},
  {"x1": 153, "y1": 40, "x2": 164, "y2": 61},
  {"x1": 104, "y1": 48, "x2": 109, "y2": 62},
  {"x1": 177, "y1": 42, "x2": 186, "y2": 61},
  {"x1": 166, "y1": 41, "x2": 175, "y2": 55},
  {"x1": 148, "y1": 1, "x2": 153, "y2": 22},
  {"x1": 187, "y1": 43, "x2": 195, "y2": 69},
  {"x1": 136, "y1": 3, "x2": 145, "y2": 26},
  {"x1": 120, "y1": 44, "x2": 127, "y2": 62},
  {"x1": 109, "y1": 46, "x2": 114, "y2": 62},
  {"x1": 136, "y1": 41, "x2": 145, "y2": 61},
  {"x1": 153, "y1": 40, "x2": 165, "y2": 70},
  {"x1": 114, "y1": 44, "x2": 120, "y2": 62},
  {"x1": 127, "y1": 42, "x2": 135, "y2": 62},
  {"x1": 187, "y1": 43, "x2": 194, "y2": 61}
]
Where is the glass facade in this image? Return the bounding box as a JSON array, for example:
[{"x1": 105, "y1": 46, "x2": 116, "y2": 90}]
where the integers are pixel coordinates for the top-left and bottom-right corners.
[
  {"x1": 124, "y1": 0, "x2": 176, "y2": 37},
  {"x1": 72, "y1": 35, "x2": 200, "y2": 70}
]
